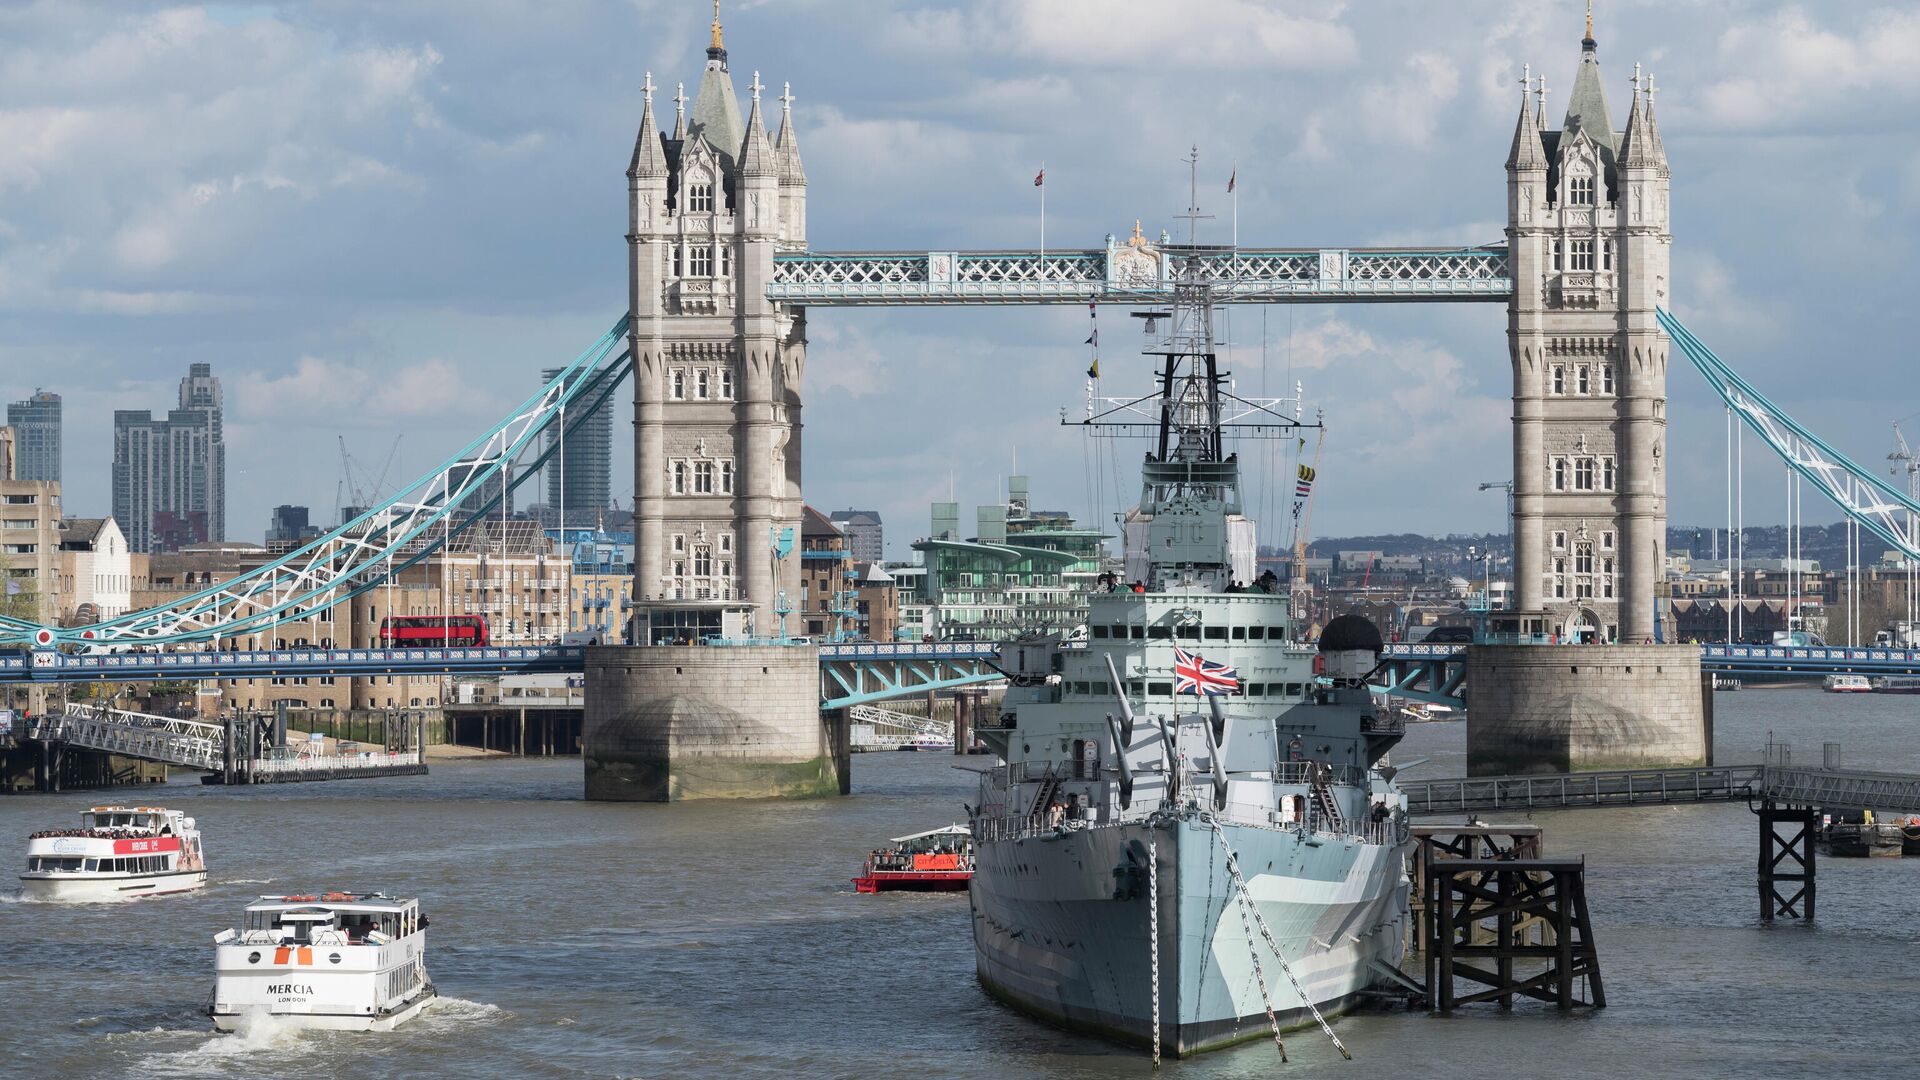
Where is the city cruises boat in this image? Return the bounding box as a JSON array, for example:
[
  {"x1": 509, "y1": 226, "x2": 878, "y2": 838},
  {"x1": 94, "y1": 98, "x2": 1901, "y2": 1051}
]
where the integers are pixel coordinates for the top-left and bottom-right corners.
[
  {"x1": 967, "y1": 276, "x2": 1410, "y2": 1058},
  {"x1": 209, "y1": 892, "x2": 435, "y2": 1032},
  {"x1": 853, "y1": 825, "x2": 974, "y2": 893},
  {"x1": 1872, "y1": 676, "x2": 1920, "y2": 694},
  {"x1": 21, "y1": 805, "x2": 207, "y2": 902},
  {"x1": 1823, "y1": 674, "x2": 1872, "y2": 693}
]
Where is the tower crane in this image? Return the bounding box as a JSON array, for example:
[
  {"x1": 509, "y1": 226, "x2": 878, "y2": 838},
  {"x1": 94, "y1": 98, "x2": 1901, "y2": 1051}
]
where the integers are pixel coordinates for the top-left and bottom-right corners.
[{"x1": 1890, "y1": 415, "x2": 1920, "y2": 499}]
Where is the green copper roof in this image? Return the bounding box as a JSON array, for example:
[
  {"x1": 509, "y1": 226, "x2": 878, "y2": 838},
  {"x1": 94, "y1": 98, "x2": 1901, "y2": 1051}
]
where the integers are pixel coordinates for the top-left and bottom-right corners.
[
  {"x1": 687, "y1": 59, "x2": 743, "y2": 173},
  {"x1": 1561, "y1": 38, "x2": 1617, "y2": 175}
]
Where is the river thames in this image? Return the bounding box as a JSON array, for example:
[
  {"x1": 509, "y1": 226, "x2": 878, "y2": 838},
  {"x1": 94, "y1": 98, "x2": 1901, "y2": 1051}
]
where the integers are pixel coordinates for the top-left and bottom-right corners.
[{"x1": 2, "y1": 686, "x2": 1916, "y2": 1079}]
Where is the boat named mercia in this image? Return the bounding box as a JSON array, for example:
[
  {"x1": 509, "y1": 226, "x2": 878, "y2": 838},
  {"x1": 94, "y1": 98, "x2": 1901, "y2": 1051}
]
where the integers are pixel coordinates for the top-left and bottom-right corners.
[{"x1": 209, "y1": 891, "x2": 435, "y2": 1032}]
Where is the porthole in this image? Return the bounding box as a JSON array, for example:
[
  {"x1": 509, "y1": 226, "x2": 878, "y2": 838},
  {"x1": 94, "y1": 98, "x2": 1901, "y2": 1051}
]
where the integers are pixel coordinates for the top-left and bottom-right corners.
[
  {"x1": 247, "y1": 952, "x2": 261, "y2": 964},
  {"x1": 330, "y1": 953, "x2": 343, "y2": 964}
]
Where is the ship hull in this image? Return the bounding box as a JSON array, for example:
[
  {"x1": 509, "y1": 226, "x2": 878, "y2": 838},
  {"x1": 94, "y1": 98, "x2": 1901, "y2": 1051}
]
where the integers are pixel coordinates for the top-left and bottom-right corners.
[{"x1": 969, "y1": 817, "x2": 1407, "y2": 1057}]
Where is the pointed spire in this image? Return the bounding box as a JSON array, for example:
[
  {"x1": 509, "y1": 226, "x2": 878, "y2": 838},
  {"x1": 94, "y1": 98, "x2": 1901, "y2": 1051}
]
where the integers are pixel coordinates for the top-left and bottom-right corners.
[
  {"x1": 775, "y1": 81, "x2": 806, "y2": 184},
  {"x1": 739, "y1": 71, "x2": 777, "y2": 176},
  {"x1": 1561, "y1": 7, "x2": 1618, "y2": 168},
  {"x1": 1507, "y1": 65, "x2": 1544, "y2": 170},
  {"x1": 672, "y1": 82, "x2": 687, "y2": 141},
  {"x1": 1619, "y1": 63, "x2": 1654, "y2": 168},
  {"x1": 1640, "y1": 71, "x2": 1667, "y2": 168},
  {"x1": 629, "y1": 72, "x2": 667, "y2": 178},
  {"x1": 708, "y1": 0, "x2": 727, "y2": 64},
  {"x1": 1534, "y1": 72, "x2": 1548, "y2": 130}
]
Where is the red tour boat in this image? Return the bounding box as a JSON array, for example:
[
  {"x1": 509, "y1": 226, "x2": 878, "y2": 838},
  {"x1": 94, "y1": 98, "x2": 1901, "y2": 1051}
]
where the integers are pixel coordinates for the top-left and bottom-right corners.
[{"x1": 853, "y1": 825, "x2": 974, "y2": 893}]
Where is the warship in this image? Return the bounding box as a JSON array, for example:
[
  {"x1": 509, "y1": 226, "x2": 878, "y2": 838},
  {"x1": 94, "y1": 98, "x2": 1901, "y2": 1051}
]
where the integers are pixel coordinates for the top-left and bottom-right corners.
[{"x1": 967, "y1": 269, "x2": 1411, "y2": 1058}]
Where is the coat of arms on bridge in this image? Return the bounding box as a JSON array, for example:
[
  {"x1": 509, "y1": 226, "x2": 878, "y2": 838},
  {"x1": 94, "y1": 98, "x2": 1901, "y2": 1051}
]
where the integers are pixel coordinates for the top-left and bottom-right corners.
[{"x1": 1106, "y1": 221, "x2": 1163, "y2": 289}]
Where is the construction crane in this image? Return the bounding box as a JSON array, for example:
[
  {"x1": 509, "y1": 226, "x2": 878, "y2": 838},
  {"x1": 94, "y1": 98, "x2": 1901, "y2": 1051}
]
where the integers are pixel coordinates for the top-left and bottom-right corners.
[
  {"x1": 336, "y1": 434, "x2": 403, "y2": 524},
  {"x1": 1890, "y1": 415, "x2": 1920, "y2": 498}
]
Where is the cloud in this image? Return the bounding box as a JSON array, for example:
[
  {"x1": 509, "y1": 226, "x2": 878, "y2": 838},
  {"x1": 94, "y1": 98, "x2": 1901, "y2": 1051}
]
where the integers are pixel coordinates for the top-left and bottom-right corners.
[
  {"x1": 234, "y1": 357, "x2": 498, "y2": 425},
  {"x1": 889, "y1": 0, "x2": 1357, "y2": 71},
  {"x1": 1691, "y1": 7, "x2": 1920, "y2": 133}
]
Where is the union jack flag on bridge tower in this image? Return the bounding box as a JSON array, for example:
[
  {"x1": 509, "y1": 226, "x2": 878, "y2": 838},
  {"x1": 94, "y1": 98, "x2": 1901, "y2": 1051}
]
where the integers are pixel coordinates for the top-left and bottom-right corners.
[{"x1": 1172, "y1": 647, "x2": 1240, "y2": 696}]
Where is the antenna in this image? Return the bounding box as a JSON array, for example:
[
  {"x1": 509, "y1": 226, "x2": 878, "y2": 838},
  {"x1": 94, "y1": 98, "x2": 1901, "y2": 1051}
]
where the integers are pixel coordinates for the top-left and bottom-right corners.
[{"x1": 1175, "y1": 145, "x2": 1213, "y2": 245}]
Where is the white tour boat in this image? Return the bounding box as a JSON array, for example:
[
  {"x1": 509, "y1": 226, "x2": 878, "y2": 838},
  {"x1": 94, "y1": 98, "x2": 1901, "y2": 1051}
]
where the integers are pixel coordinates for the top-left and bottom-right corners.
[
  {"x1": 210, "y1": 892, "x2": 435, "y2": 1032},
  {"x1": 21, "y1": 805, "x2": 208, "y2": 902},
  {"x1": 1823, "y1": 674, "x2": 1872, "y2": 694}
]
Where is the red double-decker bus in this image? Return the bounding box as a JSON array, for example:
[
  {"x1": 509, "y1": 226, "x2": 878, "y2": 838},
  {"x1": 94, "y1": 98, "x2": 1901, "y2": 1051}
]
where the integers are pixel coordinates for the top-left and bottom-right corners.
[{"x1": 378, "y1": 615, "x2": 489, "y2": 647}]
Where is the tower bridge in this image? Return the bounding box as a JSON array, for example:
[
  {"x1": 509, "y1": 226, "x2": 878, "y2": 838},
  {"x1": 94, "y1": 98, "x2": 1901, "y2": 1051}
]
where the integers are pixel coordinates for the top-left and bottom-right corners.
[{"x1": 5, "y1": 10, "x2": 1912, "y2": 798}]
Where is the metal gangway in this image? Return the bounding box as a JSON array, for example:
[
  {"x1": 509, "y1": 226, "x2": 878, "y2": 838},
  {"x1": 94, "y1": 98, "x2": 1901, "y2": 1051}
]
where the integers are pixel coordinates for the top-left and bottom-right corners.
[
  {"x1": 1399, "y1": 762, "x2": 1920, "y2": 818},
  {"x1": 26, "y1": 703, "x2": 225, "y2": 771},
  {"x1": 847, "y1": 703, "x2": 953, "y2": 751}
]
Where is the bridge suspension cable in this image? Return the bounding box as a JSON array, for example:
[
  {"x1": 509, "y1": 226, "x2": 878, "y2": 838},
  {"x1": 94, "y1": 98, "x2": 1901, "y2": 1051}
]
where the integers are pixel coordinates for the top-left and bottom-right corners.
[
  {"x1": 1661, "y1": 308, "x2": 1920, "y2": 573},
  {"x1": 0, "y1": 317, "x2": 633, "y2": 648}
]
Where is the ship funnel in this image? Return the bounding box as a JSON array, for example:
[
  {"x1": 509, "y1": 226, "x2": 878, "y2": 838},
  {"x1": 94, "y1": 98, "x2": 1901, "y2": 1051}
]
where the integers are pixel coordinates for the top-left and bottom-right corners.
[{"x1": 1103, "y1": 654, "x2": 1136, "y2": 746}]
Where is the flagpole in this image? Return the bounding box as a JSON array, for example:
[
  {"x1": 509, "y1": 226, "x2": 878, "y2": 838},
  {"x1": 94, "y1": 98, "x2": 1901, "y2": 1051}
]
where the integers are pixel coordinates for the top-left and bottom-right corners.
[
  {"x1": 1039, "y1": 162, "x2": 1046, "y2": 276},
  {"x1": 1231, "y1": 160, "x2": 1238, "y2": 249}
]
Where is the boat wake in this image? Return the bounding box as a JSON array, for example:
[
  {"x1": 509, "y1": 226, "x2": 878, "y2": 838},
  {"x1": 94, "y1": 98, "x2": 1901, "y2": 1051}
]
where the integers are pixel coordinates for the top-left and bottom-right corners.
[
  {"x1": 120, "y1": 1011, "x2": 315, "y2": 1078},
  {"x1": 420, "y1": 996, "x2": 509, "y2": 1027}
]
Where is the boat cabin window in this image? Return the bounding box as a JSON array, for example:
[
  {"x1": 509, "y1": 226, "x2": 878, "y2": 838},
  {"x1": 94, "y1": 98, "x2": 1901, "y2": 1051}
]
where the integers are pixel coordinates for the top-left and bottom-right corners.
[
  {"x1": 1204, "y1": 626, "x2": 1227, "y2": 641},
  {"x1": 1129, "y1": 625, "x2": 1144, "y2": 639},
  {"x1": 1148, "y1": 681, "x2": 1173, "y2": 697},
  {"x1": 1148, "y1": 625, "x2": 1171, "y2": 639},
  {"x1": 1091, "y1": 625, "x2": 1109, "y2": 638},
  {"x1": 1285, "y1": 682, "x2": 1303, "y2": 698},
  {"x1": 31, "y1": 856, "x2": 84, "y2": 872},
  {"x1": 1175, "y1": 626, "x2": 1200, "y2": 640},
  {"x1": 1231, "y1": 627, "x2": 1246, "y2": 640},
  {"x1": 1248, "y1": 626, "x2": 1265, "y2": 640}
]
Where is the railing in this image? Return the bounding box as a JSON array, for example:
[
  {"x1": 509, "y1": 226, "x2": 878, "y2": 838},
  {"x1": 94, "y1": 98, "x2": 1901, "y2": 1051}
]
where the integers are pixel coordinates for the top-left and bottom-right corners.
[
  {"x1": 26, "y1": 704, "x2": 225, "y2": 770},
  {"x1": 1400, "y1": 766, "x2": 1764, "y2": 816},
  {"x1": 252, "y1": 748, "x2": 423, "y2": 776},
  {"x1": 767, "y1": 246, "x2": 1512, "y2": 305}
]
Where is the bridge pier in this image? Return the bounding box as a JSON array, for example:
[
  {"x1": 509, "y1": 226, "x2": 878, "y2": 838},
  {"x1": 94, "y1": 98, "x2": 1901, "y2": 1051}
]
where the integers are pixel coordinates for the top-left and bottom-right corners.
[
  {"x1": 1466, "y1": 644, "x2": 1709, "y2": 774},
  {"x1": 583, "y1": 644, "x2": 845, "y2": 801},
  {"x1": 1757, "y1": 800, "x2": 1816, "y2": 922}
]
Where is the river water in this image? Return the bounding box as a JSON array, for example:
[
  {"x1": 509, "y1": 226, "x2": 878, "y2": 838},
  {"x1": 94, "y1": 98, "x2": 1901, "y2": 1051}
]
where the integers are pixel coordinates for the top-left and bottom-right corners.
[{"x1": 2, "y1": 687, "x2": 1916, "y2": 1079}]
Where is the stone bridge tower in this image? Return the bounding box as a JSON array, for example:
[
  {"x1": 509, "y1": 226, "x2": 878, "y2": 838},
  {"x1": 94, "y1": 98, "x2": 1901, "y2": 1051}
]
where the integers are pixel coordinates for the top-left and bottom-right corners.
[
  {"x1": 1506, "y1": 18, "x2": 1670, "y2": 644},
  {"x1": 627, "y1": 7, "x2": 808, "y2": 638}
]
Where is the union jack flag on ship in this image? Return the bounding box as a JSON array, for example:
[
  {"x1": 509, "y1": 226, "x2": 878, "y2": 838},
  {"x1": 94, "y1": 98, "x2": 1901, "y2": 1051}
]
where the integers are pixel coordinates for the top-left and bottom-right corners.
[{"x1": 1172, "y1": 646, "x2": 1240, "y2": 696}]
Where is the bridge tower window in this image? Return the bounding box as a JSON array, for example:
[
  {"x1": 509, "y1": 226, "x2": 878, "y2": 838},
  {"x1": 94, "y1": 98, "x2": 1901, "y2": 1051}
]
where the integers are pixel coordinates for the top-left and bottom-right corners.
[
  {"x1": 1576, "y1": 365, "x2": 1590, "y2": 394},
  {"x1": 1552, "y1": 365, "x2": 1566, "y2": 394},
  {"x1": 688, "y1": 246, "x2": 713, "y2": 277},
  {"x1": 1602, "y1": 362, "x2": 1615, "y2": 394},
  {"x1": 1569, "y1": 239, "x2": 1594, "y2": 271},
  {"x1": 1574, "y1": 458, "x2": 1595, "y2": 490},
  {"x1": 687, "y1": 181, "x2": 714, "y2": 213},
  {"x1": 1570, "y1": 173, "x2": 1595, "y2": 205},
  {"x1": 1552, "y1": 458, "x2": 1567, "y2": 491}
]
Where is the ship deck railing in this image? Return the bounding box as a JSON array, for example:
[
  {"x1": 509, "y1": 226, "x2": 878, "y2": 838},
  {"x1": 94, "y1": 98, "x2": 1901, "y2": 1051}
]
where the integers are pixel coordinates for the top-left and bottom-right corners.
[{"x1": 971, "y1": 804, "x2": 1412, "y2": 846}]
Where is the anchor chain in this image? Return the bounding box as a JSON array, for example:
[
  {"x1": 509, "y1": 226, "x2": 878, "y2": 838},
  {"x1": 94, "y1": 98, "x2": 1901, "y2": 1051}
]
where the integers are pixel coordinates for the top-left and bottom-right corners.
[{"x1": 1148, "y1": 838, "x2": 1161, "y2": 1069}]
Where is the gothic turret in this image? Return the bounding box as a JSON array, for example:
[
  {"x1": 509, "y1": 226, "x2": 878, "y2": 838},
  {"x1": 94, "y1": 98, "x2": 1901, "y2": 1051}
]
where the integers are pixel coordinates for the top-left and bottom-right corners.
[
  {"x1": 1617, "y1": 72, "x2": 1667, "y2": 173},
  {"x1": 1506, "y1": 71, "x2": 1545, "y2": 172},
  {"x1": 628, "y1": 75, "x2": 667, "y2": 179},
  {"x1": 738, "y1": 73, "x2": 777, "y2": 178},
  {"x1": 775, "y1": 81, "x2": 806, "y2": 186},
  {"x1": 671, "y1": 82, "x2": 687, "y2": 141}
]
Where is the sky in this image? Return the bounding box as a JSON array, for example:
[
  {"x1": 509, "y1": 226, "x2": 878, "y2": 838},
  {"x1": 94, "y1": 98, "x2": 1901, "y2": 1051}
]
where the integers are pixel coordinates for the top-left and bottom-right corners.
[{"x1": 2, "y1": 1, "x2": 1917, "y2": 561}]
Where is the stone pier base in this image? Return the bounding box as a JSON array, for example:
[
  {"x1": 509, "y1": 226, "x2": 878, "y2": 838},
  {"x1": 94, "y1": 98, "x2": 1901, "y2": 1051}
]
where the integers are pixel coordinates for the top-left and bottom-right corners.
[
  {"x1": 1466, "y1": 643, "x2": 1711, "y2": 775},
  {"x1": 583, "y1": 645, "x2": 847, "y2": 801}
]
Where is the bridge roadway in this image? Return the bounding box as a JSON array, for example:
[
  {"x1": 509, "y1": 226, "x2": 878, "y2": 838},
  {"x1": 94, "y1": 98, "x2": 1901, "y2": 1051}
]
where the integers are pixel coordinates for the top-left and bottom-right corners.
[
  {"x1": 6, "y1": 640, "x2": 1920, "y2": 688},
  {"x1": 1399, "y1": 763, "x2": 1920, "y2": 817},
  {"x1": 1385, "y1": 641, "x2": 1920, "y2": 677}
]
